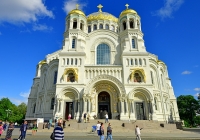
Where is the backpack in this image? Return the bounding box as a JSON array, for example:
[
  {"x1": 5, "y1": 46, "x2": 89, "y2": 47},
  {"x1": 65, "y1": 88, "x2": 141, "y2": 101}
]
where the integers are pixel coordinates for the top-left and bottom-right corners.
[{"x1": 99, "y1": 126, "x2": 104, "y2": 135}]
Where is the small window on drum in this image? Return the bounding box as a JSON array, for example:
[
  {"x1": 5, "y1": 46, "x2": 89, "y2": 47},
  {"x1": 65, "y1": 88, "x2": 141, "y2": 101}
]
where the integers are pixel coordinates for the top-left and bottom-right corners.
[
  {"x1": 123, "y1": 21, "x2": 126, "y2": 30},
  {"x1": 73, "y1": 20, "x2": 77, "y2": 29},
  {"x1": 99, "y1": 24, "x2": 103, "y2": 29},
  {"x1": 105, "y1": 24, "x2": 109, "y2": 30},
  {"x1": 132, "y1": 39, "x2": 135, "y2": 48},
  {"x1": 93, "y1": 24, "x2": 97, "y2": 30}
]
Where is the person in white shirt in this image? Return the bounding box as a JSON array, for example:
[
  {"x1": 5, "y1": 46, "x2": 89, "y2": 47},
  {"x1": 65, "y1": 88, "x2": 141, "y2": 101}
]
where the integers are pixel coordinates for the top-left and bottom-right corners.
[
  {"x1": 135, "y1": 125, "x2": 142, "y2": 140},
  {"x1": 96, "y1": 121, "x2": 101, "y2": 136},
  {"x1": 105, "y1": 113, "x2": 109, "y2": 123}
]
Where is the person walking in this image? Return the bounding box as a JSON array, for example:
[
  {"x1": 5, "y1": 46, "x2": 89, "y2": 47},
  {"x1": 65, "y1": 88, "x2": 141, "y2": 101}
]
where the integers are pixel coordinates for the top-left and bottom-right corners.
[
  {"x1": 18, "y1": 121, "x2": 28, "y2": 140},
  {"x1": 96, "y1": 121, "x2": 101, "y2": 136},
  {"x1": 105, "y1": 113, "x2": 109, "y2": 123},
  {"x1": 5, "y1": 122, "x2": 14, "y2": 140},
  {"x1": 99, "y1": 122, "x2": 104, "y2": 140},
  {"x1": 135, "y1": 125, "x2": 142, "y2": 140},
  {"x1": 32, "y1": 121, "x2": 37, "y2": 135},
  {"x1": 53, "y1": 122, "x2": 64, "y2": 140},
  {"x1": 83, "y1": 113, "x2": 87, "y2": 123},
  {"x1": 48, "y1": 118, "x2": 52, "y2": 129},
  {"x1": 0, "y1": 124, "x2": 3, "y2": 137},
  {"x1": 106, "y1": 123, "x2": 112, "y2": 140}
]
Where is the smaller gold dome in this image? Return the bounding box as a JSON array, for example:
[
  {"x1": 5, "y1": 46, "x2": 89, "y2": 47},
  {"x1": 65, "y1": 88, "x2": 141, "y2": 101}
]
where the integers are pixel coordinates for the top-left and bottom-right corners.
[
  {"x1": 68, "y1": 9, "x2": 86, "y2": 17},
  {"x1": 38, "y1": 60, "x2": 46, "y2": 65},
  {"x1": 120, "y1": 9, "x2": 137, "y2": 17}
]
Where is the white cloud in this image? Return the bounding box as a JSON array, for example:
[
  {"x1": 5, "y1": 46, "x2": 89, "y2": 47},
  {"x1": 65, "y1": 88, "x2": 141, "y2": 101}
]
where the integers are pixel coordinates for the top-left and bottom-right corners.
[
  {"x1": 194, "y1": 65, "x2": 199, "y2": 68},
  {"x1": 154, "y1": 0, "x2": 184, "y2": 19},
  {"x1": 194, "y1": 88, "x2": 200, "y2": 91},
  {"x1": 33, "y1": 24, "x2": 53, "y2": 31},
  {"x1": 63, "y1": 0, "x2": 87, "y2": 14},
  {"x1": 181, "y1": 71, "x2": 192, "y2": 75},
  {"x1": 0, "y1": 0, "x2": 54, "y2": 24}
]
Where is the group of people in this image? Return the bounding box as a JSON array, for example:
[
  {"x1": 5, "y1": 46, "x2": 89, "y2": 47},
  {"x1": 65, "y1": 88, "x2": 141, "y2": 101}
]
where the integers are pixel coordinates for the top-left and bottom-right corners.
[
  {"x1": 96, "y1": 121, "x2": 112, "y2": 140},
  {"x1": 0, "y1": 120, "x2": 29, "y2": 140}
]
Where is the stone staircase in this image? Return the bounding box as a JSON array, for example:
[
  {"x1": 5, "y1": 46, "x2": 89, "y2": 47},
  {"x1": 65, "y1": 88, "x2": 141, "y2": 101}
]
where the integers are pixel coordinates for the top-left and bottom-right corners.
[{"x1": 60, "y1": 119, "x2": 184, "y2": 134}]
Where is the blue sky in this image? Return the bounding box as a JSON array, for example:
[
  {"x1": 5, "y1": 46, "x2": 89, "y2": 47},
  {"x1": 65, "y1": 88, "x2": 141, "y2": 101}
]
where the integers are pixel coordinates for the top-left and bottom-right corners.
[{"x1": 0, "y1": 0, "x2": 200, "y2": 105}]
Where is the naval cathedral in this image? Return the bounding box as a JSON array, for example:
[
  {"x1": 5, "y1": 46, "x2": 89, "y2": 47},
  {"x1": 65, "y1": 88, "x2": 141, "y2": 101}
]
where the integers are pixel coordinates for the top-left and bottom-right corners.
[{"x1": 26, "y1": 4, "x2": 180, "y2": 122}]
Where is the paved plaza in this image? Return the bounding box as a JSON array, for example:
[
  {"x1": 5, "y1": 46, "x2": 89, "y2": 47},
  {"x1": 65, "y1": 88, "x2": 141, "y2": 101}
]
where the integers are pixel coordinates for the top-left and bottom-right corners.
[{"x1": 1, "y1": 128, "x2": 200, "y2": 140}]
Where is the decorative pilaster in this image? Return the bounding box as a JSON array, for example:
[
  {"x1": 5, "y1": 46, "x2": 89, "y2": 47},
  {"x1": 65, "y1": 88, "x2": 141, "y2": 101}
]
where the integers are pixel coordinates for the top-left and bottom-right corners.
[
  {"x1": 151, "y1": 100, "x2": 158, "y2": 121},
  {"x1": 83, "y1": 97, "x2": 87, "y2": 113},
  {"x1": 129, "y1": 99, "x2": 136, "y2": 120}
]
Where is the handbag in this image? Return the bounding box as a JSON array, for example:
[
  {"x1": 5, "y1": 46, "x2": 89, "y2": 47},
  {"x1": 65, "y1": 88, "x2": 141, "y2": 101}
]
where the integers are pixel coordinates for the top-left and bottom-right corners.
[{"x1": 50, "y1": 132, "x2": 54, "y2": 139}]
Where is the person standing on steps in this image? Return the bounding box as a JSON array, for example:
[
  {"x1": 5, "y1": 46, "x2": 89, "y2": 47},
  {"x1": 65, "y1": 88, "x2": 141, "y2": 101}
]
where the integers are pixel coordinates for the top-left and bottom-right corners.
[
  {"x1": 105, "y1": 113, "x2": 109, "y2": 123},
  {"x1": 135, "y1": 125, "x2": 142, "y2": 140}
]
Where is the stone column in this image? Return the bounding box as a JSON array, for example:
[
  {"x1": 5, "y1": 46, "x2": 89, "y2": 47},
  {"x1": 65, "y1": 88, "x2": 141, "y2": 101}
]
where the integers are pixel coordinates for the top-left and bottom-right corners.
[
  {"x1": 88, "y1": 98, "x2": 91, "y2": 113},
  {"x1": 127, "y1": 19, "x2": 130, "y2": 29},
  {"x1": 70, "y1": 20, "x2": 73, "y2": 29},
  {"x1": 83, "y1": 97, "x2": 87, "y2": 113},
  {"x1": 73, "y1": 100, "x2": 77, "y2": 119}
]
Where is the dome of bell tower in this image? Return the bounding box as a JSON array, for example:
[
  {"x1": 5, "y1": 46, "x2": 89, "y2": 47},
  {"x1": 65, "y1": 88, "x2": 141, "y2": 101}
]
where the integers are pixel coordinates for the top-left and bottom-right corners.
[
  {"x1": 67, "y1": 4, "x2": 86, "y2": 17},
  {"x1": 119, "y1": 4, "x2": 138, "y2": 18}
]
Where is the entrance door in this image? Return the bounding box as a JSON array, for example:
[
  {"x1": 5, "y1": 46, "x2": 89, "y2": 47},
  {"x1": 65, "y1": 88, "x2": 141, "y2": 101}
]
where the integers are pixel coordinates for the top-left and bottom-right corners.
[
  {"x1": 98, "y1": 92, "x2": 111, "y2": 119},
  {"x1": 136, "y1": 102, "x2": 145, "y2": 120},
  {"x1": 65, "y1": 102, "x2": 73, "y2": 120}
]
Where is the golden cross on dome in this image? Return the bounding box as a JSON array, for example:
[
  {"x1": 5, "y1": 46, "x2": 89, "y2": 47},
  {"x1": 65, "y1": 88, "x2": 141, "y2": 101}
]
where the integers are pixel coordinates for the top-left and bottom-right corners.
[
  {"x1": 76, "y1": 4, "x2": 80, "y2": 9},
  {"x1": 125, "y1": 4, "x2": 129, "y2": 9},
  {"x1": 97, "y1": 4, "x2": 103, "y2": 12}
]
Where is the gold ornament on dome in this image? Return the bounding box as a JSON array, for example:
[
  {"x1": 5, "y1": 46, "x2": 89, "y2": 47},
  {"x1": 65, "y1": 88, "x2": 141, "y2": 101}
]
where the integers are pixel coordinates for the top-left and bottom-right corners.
[
  {"x1": 87, "y1": 13, "x2": 118, "y2": 23},
  {"x1": 68, "y1": 4, "x2": 86, "y2": 17},
  {"x1": 120, "y1": 4, "x2": 137, "y2": 17}
]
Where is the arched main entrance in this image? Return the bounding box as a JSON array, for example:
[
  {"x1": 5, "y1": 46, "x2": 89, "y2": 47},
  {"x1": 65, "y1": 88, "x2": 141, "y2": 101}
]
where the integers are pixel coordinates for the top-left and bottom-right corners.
[{"x1": 98, "y1": 91, "x2": 111, "y2": 119}]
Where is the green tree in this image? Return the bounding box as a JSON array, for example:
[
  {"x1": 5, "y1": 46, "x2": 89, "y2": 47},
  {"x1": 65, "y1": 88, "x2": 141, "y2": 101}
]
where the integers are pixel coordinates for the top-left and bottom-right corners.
[
  {"x1": 177, "y1": 95, "x2": 200, "y2": 126},
  {"x1": 0, "y1": 98, "x2": 27, "y2": 123}
]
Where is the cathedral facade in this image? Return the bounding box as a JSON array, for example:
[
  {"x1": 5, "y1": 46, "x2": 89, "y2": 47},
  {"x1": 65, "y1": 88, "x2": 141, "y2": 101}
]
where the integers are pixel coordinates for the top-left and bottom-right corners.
[{"x1": 26, "y1": 4, "x2": 180, "y2": 122}]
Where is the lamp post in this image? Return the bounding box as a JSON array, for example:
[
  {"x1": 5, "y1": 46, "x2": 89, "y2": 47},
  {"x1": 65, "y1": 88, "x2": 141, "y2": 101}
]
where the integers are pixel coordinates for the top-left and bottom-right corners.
[{"x1": 5, "y1": 109, "x2": 12, "y2": 121}]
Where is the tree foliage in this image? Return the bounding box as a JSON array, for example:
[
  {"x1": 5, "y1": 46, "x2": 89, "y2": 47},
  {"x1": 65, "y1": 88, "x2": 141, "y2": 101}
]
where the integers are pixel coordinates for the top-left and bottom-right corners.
[
  {"x1": 177, "y1": 95, "x2": 200, "y2": 126},
  {"x1": 0, "y1": 98, "x2": 27, "y2": 123}
]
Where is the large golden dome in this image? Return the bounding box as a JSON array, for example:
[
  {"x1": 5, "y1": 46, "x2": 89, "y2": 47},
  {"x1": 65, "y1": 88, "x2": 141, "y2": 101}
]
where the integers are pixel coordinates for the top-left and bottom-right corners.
[
  {"x1": 68, "y1": 9, "x2": 86, "y2": 17},
  {"x1": 120, "y1": 9, "x2": 137, "y2": 17},
  {"x1": 87, "y1": 12, "x2": 118, "y2": 23}
]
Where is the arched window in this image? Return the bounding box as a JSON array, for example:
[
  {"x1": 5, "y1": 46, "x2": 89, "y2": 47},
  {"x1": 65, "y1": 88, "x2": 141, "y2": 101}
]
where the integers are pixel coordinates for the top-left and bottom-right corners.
[
  {"x1": 96, "y1": 44, "x2": 110, "y2": 65},
  {"x1": 99, "y1": 24, "x2": 103, "y2": 29},
  {"x1": 139, "y1": 59, "x2": 142, "y2": 65},
  {"x1": 73, "y1": 19, "x2": 77, "y2": 29},
  {"x1": 71, "y1": 58, "x2": 73, "y2": 65},
  {"x1": 131, "y1": 59, "x2": 133, "y2": 65},
  {"x1": 135, "y1": 59, "x2": 138, "y2": 65},
  {"x1": 132, "y1": 39, "x2": 135, "y2": 48},
  {"x1": 123, "y1": 21, "x2": 126, "y2": 30},
  {"x1": 50, "y1": 98, "x2": 55, "y2": 110},
  {"x1": 80, "y1": 22, "x2": 84, "y2": 30},
  {"x1": 150, "y1": 71, "x2": 154, "y2": 84},
  {"x1": 93, "y1": 24, "x2": 97, "y2": 30},
  {"x1": 53, "y1": 71, "x2": 57, "y2": 84},
  {"x1": 130, "y1": 20, "x2": 134, "y2": 28},
  {"x1": 105, "y1": 24, "x2": 109, "y2": 30},
  {"x1": 63, "y1": 58, "x2": 65, "y2": 65},
  {"x1": 134, "y1": 73, "x2": 142, "y2": 82},
  {"x1": 154, "y1": 98, "x2": 158, "y2": 110},
  {"x1": 88, "y1": 26, "x2": 91, "y2": 33},
  {"x1": 33, "y1": 104, "x2": 36, "y2": 113},
  {"x1": 75, "y1": 58, "x2": 77, "y2": 65},
  {"x1": 67, "y1": 58, "x2": 69, "y2": 65},
  {"x1": 72, "y1": 39, "x2": 76, "y2": 49},
  {"x1": 67, "y1": 72, "x2": 75, "y2": 82},
  {"x1": 143, "y1": 59, "x2": 146, "y2": 66}
]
